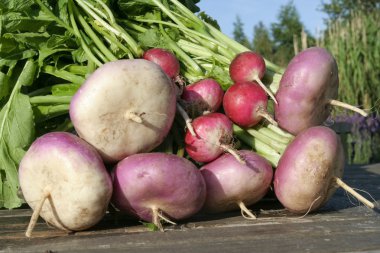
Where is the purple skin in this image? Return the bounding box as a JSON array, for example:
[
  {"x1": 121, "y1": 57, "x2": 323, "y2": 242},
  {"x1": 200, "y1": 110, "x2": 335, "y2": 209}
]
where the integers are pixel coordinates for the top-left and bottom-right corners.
[
  {"x1": 19, "y1": 132, "x2": 112, "y2": 231},
  {"x1": 112, "y1": 153, "x2": 206, "y2": 222},
  {"x1": 274, "y1": 47, "x2": 339, "y2": 135},
  {"x1": 274, "y1": 126, "x2": 344, "y2": 213},
  {"x1": 200, "y1": 150, "x2": 273, "y2": 213},
  {"x1": 181, "y1": 78, "x2": 224, "y2": 117},
  {"x1": 143, "y1": 48, "x2": 180, "y2": 80}
]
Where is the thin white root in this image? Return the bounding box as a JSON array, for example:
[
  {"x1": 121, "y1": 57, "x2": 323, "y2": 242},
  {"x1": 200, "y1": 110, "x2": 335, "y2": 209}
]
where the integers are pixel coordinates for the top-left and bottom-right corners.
[
  {"x1": 334, "y1": 177, "x2": 375, "y2": 209},
  {"x1": 152, "y1": 207, "x2": 164, "y2": 232},
  {"x1": 255, "y1": 78, "x2": 278, "y2": 104},
  {"x1": 176, "y1": 102, "x2": 196, "y2": 136},
  {"x1": 125, "y1": 111, "x2": 143, "y2": 123},
  {"x1": 328, "y1": 99, "x2": 368, "y2": 117},
  {"x1": 157, "y1": 212, "x2": 177, "y2": 225},
  {"x1": 296, "y1": 196, "x2": 322, "y2": 219},
  {"x1": 257, "y1": 107, "x2": 278, "y2": 126},
  {"x1": 25, "y1": 188, "x2": 51, "y2": 238},
  {"x1": 238, "y1": 201, "x2": 257, "y2": 220},
  {"x1": 220, "y1": 144, "x2": 245, "y2": 164}
]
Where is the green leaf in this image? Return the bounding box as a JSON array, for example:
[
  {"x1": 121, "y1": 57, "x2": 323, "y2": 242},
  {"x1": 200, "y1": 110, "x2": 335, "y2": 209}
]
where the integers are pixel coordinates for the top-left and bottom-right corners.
[
  {"x1": 140, "y1": 221, "x2": 159, "y2": 231},
  {"x1": 0, "y1": 60, "x2": 36, "y2": 208},
  {"x1": 51, "y1": 83, "x2": 80, "y2": 96}
]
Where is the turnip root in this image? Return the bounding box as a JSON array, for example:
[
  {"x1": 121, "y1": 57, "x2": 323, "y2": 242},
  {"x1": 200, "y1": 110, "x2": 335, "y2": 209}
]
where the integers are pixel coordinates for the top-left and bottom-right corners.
[
  {"x1": 274, "y1": 126, "x2": 375, "y2": 213},
  {"x1": 275, "y1": 47, "x2": 367, "y2": 135},
  {"x1": 70, "y1": 59, "x2": 177, "y2": 162},
  {"x1": 19, "y1": 132, "x2": 112, "y2": 237},
  {"x1": 111, "y1": 153, "x2": 206, "y2": 231},
  {"x1": 181, "y1": 78, "x2": 224, "y2": 117},
  {"x1": 223, "y1": 81, "x2": 277, "y2": 128},
  {"x1": 229, "y1": 51, "x2": 277, "y2": 104},
  {"x1": 185, "y1": 113, "x2": 243, "y2": 163},
  {"x1": 200, "y1": 150, "x2": 273, "y2": 219}
]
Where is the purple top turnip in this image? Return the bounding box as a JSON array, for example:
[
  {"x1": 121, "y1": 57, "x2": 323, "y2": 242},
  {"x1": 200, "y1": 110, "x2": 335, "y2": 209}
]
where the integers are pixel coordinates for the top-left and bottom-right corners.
[
  {"x1": 274, "y1": 126, "x2": 374, "y2": 213},
  {"x1": 70, "y1": 59, "x2": 177, "y2": 162},
  {"x1": 19, "y1": 132, "x2": 112, "y2": 237},
  {"x1": 200, "y1": 150, "x2": 273, "y2": 218},
  {"x1": 274, "y1": 47, "x2": 368, "y2": 135},
  {"x1": 111, "y1": 153, "x2": 206, "y2": 231}
]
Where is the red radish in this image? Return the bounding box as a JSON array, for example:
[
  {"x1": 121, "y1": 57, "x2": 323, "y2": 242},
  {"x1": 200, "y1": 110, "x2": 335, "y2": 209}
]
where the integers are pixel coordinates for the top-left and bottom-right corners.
[
  {"x1": 200, "y1": 150, "x2": 273, "y2": 219},
  {"x1": 19, "y1": 132, "x2": 112, "y2": 237},
  {"x1": 70, "y1": 59, "x2": 177, "y2": 162},
  {"x1": 185, "y1": 113, "x2": 242, "y2": 163},
  {"x1": 275, "y1": 47, "x2": 367, "y2": 135},
  {"x1": 229, "y1": 51, "x2": 277, "y2": 103},
  {"x1": 274, "y1": 126, "x2": 375, "y2": 213},
  {"x1": 181, "y1": 78, "x2": 224, "y2": 117},
  {"x1": 223, "y1": 81, "x2": 277, "y2": 128},
  {"x1": 111, "y1": 153, "x2": 206, "y2": 231},
  {"x1": 143, "y1": 48, "x2": 180, "y2": 80}
]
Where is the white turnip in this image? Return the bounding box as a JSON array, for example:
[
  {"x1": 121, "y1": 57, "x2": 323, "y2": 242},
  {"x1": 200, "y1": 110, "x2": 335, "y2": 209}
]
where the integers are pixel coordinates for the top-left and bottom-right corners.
[
  {"x1": 19, "y1": 132, "x2": 112, "y2": 237},
  {"x1": 111, "y1": 153, "x2": 206, "y2": 231},
  {"x1": 200, "y1": 150, "x2": 273, "y2": 219},
  {"x1": 70, "y1": 59, "x2": 177, "y2": 162}
]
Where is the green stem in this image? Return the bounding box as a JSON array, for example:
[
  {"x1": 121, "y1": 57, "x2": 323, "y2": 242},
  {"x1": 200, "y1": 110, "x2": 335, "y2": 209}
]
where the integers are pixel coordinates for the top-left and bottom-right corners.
[
  {"x1": 245, "y1": 128, "x2": 288, "y2": 154},
  {"x1": 42, "y1": 65, "x2": 86, "y2": 84},
  {"x1": 29, "y1": 96, "x2": 72, "y2": 105}
]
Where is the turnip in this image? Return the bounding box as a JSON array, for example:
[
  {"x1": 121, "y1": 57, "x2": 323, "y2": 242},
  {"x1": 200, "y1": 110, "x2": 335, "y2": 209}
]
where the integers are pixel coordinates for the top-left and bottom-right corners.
[
  {"x1": 229, "y1": 51, "x2": 277, "y2": 104},
  {"x1": 274, "y1": 126, "x2": 375, "y2": 213},
  {"x1": 19, "y1": 132, "x2": 112, "y2": 237},
  {"x1": 275, "y1": 47, "x2": 368, "y2": 135},
  {"x1": 181, "y1": 78, "x2": 224, "y2": 117},
  {"x1": 184, "y1": 112, "x2": 243, "y2": 163},
  {"x1": 111, "y1": 153, "x2": 206, "y2": 231},
  {"x1": 200, "y1": 150, "x2": 273, "y2": 219},
  {"x1": 223, "y1": 81, "x2": 277, "y2": 128},
  {"x1": 70, "y1": 59, "x2": 177, "y2": 162}
]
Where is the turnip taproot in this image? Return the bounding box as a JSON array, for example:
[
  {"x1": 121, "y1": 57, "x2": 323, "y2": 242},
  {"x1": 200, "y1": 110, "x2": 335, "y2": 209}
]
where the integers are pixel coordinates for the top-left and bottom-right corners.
[
  {"x1": 111, "y1": 153, "x2": 206, "y2": 231},
  {"x1": 181, "y1": 78, "x2": 224, "y2": 117},
  {"x1": 185, "y1": 113, "x2": 243, "y2": 163},
  {"x1": 229, "y1": 51, "x2": 277, "y2": 104},
  {"x1": 274, "y1": 126, "x2": 375, "y2": 213},
  {"x1": 200, "y1": 150, "x2": 273, "y2": 219},
  {"x1": 275, "y1": 47, "x2": 367, "y2": 135},
  {"x1": 70, "y1": 59, "x2": 177, "y2": 162},
  {"x1": 19, "y1": 132, "x2": 112, "y2": 237},
  {"x1": 223, "y1": 81, "x2": 277, "y2": 128}
]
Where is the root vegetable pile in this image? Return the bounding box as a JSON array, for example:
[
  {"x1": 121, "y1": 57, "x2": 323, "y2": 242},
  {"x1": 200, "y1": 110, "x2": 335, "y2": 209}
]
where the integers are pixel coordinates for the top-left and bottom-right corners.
[{"x1": 2, "y1": 0, "x2": 376, "y2": 237}]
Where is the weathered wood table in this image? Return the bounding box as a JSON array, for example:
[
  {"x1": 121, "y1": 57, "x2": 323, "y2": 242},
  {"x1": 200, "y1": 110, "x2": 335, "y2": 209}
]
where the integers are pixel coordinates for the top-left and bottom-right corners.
[{"x1": 1, "y1": 163, "x2": 379, "y2": 253}]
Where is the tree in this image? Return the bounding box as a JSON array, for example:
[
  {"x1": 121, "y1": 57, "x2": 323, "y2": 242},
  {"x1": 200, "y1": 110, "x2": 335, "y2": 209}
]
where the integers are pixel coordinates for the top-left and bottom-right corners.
[
  {"x1": 322, "y1": 0, "x2": 380, "y2": 21},
  {"x1": 270, "y1": 1, "x2": 314, "y2": 66},
  {"x1": 232, "y1": 15, "x2": 252, "y2": 49},
  {"x1": 252, "y1": 22, "x2": 274, "y2": 61}
]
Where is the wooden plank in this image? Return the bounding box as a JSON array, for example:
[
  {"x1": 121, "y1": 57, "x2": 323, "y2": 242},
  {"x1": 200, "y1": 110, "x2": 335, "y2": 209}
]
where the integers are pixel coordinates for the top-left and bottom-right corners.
[{"x1": 0, "y1": 163, "x2": 379, "y2": 253}]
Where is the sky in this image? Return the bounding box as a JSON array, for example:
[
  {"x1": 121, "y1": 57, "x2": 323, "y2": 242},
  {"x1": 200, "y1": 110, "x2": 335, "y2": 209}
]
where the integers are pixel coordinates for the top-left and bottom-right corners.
[{"x1": 197, "y1": 0, "x2": 329, "y2": 40}]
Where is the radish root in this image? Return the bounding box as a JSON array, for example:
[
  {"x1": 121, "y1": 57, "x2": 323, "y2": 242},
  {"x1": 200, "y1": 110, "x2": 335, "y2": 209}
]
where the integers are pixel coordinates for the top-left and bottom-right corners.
[
  {"x1": 255, "y1": 78, "x2": 278, "y2": 104},
  {"x1": 334, "y1": 177, "x2": 375, "y2": 209},
  {"x1": 25, "y1": 187, "x2": 51, "y2": 238},
  {"x1": 220, "y1": 144, "x2": 245, "y2": 164},
  {"x1": 237, "y1": 201, "x2": 257, "y2": 220},
  {"x1": 176, "y1": 102, "x2": 196, "y2": 136},
  {"x1": 125, "y1": 111, "x2": 144, "y2": 123},
  {"x1": 296, "y1": 196, "x2": 322, "y2": 219},
  {"x1": 328, "y1": 99, "x2": 368, "y2": 117},
  {"x1": 257, "y1": 107, "x2": 278, "y2": 126}
]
